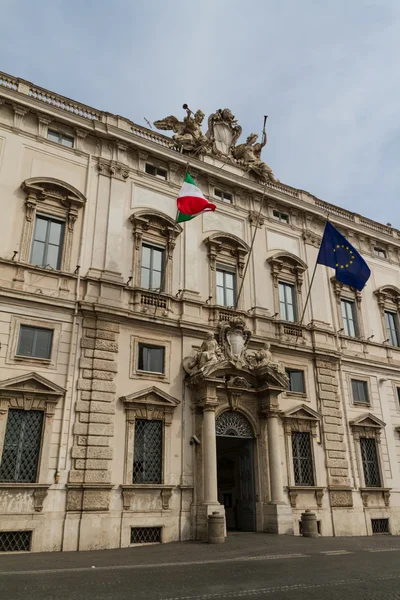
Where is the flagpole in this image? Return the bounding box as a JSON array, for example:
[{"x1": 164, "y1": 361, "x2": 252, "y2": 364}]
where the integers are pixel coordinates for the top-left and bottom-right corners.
[
  {"x1": 297, "y1": 261, "x2": 318, "y2": 328},
  {"x1": 152, "y1": 162, "x2": 190, "y2": 317},
  {"x1": 234, "y1": 182, "x2": 267, "y2": 311}
]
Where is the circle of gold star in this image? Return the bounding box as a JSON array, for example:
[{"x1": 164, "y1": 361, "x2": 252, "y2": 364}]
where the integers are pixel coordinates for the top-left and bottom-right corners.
[{"x1": 333, "y1": 244, "x2": 355, "y2": 269}]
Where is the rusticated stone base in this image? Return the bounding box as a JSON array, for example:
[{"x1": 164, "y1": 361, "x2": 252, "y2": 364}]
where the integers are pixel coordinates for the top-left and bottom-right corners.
[
  {"x1": 264, "y1": 503, "x2": 294, "y2": 534},
  {"x1": 66, "y1": 484, "x2": 113, "y2": 512}
]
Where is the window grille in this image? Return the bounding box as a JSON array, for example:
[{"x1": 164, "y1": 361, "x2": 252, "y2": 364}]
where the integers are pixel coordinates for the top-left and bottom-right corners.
[
  {"x1": 0, "y1": 409, "x2": 44, "y2": 483},
  {"x1": 0, "y1": 531, "x2": 32, "y2": 552},
  {"x1": 278, "y1": 282, "x2": 296, "y2": 322},
  {"x1": 215, "y1": 411, "x2": 253, "y2": 438},
  {"x1": 360, "y1": 437, "x2": 381, "y2": 487},
  {"x1": 30, "y1": 215, "x2": 65, "y2": 270},
  {"x1": 371, "y1": 518, "x2": 389, "y2": 534},
  {"x1": 292, "y1": 432, "x2": 314, "y2": 486},
  {"x1": 133, "y1": 419, "x2": 163, "y2": 484},
  {"x1": 131, "y1": 527, "x2": 161, "y2": 544},
  {"x1": 141, "y1": 244, "x2": 164, "y2": 291},
  {"x1": 17, "y1": 325, "x2": 53, "y2": 359}
]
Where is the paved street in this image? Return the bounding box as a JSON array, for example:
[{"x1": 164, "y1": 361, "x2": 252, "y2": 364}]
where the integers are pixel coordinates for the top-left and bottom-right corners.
[{"x1": 1, "y1": 533, "x2": 400, "y2": 599}]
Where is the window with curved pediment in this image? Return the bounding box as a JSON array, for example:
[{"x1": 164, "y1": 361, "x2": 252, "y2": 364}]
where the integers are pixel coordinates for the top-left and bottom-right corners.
[
  {"x1": 204, "y1": 233, "x2": 250, "y2": 310},
  {"x1": 20, "y1": 177, "x2": 86, "y2": 272},
  {"x1": 266, "y1": 252, "x2": 307, "y2": 322},
  {"x1": 129, "y1": 210, "x2": 182, "y2": 295},
  {"x1": 374, "y1": 286, "x2": 400, "y2": 346},
  {"x1": 331, "y1": 277, "x2": 364, "y2": 339}
]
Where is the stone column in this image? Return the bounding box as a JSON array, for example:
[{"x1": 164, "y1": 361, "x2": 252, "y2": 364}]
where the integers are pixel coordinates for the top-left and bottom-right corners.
[
  {"x1": 267, "y1": 411, "x2": 285, "y2": 504},
  {"x1": 203, "y1": 405, "x2": 218, "y2": 504}
]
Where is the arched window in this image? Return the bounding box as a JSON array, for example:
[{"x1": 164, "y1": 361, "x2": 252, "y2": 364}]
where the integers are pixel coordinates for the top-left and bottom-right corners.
[
  {"x1": 215, "y1": 410, "x2": 254, "y2": 438},
  {"x1": 20, "y1": 177, "x2": 85, "y2": 272},
  {"x1": 204, "y1": 233, "x2": 250, "y2": 309},
  {"x1": 266, "y1": 251, "x2": 307, "y2": 322}
]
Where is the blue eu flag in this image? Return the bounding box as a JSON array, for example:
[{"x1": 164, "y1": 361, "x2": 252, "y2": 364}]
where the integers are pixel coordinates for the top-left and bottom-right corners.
[{"x1": 317, "y1": 222, "x2": 370, "y2": 291}]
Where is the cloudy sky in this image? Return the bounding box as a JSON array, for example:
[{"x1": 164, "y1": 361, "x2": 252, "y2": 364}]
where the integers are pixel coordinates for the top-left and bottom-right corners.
[{"x1": 1, "y1": 0, "x2": 399, "y2": 225}]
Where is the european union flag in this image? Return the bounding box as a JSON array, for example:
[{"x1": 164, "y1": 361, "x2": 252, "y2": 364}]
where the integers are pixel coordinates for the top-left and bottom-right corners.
[{"x1": 317, "y1": 222, "x2": 370, "y2": 291}]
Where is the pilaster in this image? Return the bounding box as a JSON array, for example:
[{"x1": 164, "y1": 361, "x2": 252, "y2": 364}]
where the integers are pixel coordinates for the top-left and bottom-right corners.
[{"x1": 67, "y1": 317, "x2": 120, "y2": 511}]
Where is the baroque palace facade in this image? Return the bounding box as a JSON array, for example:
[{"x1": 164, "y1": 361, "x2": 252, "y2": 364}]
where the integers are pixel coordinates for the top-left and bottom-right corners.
[{"x1": 0, "y1": 72, "x2": 400, "y2": 553}]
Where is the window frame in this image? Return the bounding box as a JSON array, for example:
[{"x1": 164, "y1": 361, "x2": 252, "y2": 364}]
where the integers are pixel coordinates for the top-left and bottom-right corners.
[
  {"x1": 214, "y1": 188, "x2": 233, "y2": 204},
  {"x1": 286, "y1": 369, "x2": 306, "y2": 395},
  {"x1": 30, "y1": 214, "x2": 65, "y2": 271},
  {"x1": 140, "y1": 243, "x2": 165, "y2": 291},
  {"x1": 278, "y1": 281, "x2": 297, "y2": 322},
  {"x1": 341, "y1": 298, "x2": 358, "y2": 338},
  {"x1": 351, "y1": 378, "x2": 370, "y2": 405},
  {"x1": 130, "y1": 335, "x2": 171, "y2": 382},
  {"x1": 6, "y1": 316, "x2": 61, "y2": 369},
  {"x1": 132, "y1": 418, "x2": 163, "y2": 484},
  {"x1": 137, "y1": 343, "x2": 165, "y2": 375},
  {"x1": 216, "y1": 264, "x2": 237, "y2": 307},
  {"x1": 145, "y1": 163, "x2": 168, "y2": 180},
  {"x1": 291, "y1": 431, "x2": 315, "y2": 486},
  {"x1": 0, "y1": 408, "x2": 45, "y2": 483},
  {"x1": 47, "y1": 129, "x2": 74, "y2": 148},
  {"x1": 373, "y1": 247, "x2": 387, "y2": 259},
  {"x1": 272, "y1": 209, "x2": 290, "y2": 224},
  {"x1": 384, "y1": 310, "x2": 400, "y2": 346},
  {"x1": 360, "y1": 436, "x2": 382, "y2": 488},
  {"x1": 16, "y1": 325, "x2": 53, "y2": 360}
]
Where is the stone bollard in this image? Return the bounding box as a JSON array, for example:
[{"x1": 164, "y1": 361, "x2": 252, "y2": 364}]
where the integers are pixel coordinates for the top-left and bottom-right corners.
[
  {"x1": 301, "y1": 510, "x2": 319, "y2": 538},
  {"x1": 207, "y1": 511, "x2": 225, "y2": 544}
]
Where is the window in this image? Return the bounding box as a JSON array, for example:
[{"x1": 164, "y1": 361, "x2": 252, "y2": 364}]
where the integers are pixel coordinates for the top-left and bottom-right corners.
[
  {"x1": 141, "y1": 244, "x2": 164, "y2": 290},
  {"x1": 216, "y1": 266, "x2": 236, "y2": 306},
  {"x1": 286, "y1": 369, "x2": 305, "y2": 393},
  {"x1": 292, "y1": 432, "x2": 314, "y2": 486},
  {"x1": 397, "y1": 387, "x2": 400, "y2": 409},
  {"x1": 47, "y1": 129, "x2": 74, "y2": 148},
  {"x1": 351, "y1": 379, "x2": 369, "y2": 404},
  {"x1": 360, "y1": 437, "x2": 381, "y2": 487},
  {"x1": 137, "y1": 344, "x2": 165, "y2": 374},
  {"x1": 30, "y1": 215, "x2": 64, "y2": 270},
  {"x1": 374, "y1": 247, "x2": 387, "y2": 259},
  {"x1": 273, "y1": 210, "x2": 289, "y2": 224},
  {"x1": 214, "y1": 188, "x2": 233, "y2": 204},
  {"x1": 133, "y1": 419, "x2": 163, "y2": 484},
  {"x1": 145, "y1": 163, "x2": 167, "y2": 180},
  {"x1": 0, "y1": 409, "x2": 44, "y2": 483},
  {"x1": 384, "y1": 311, "x2": 400, "y2": 346},
  {"x1": 278, "y1": 282, "x2": 296, "y2": 322},
  {"x1": 17, "y1": 326, "x2": 53, "y2": 359},
  {"x1": 341, "y1": 299, "x2": 358, "y2": 337}
]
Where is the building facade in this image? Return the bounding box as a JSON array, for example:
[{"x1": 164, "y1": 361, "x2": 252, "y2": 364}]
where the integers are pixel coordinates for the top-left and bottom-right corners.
[{"x1": 0, "y1": 72, "x2": 400, "y2": 553}]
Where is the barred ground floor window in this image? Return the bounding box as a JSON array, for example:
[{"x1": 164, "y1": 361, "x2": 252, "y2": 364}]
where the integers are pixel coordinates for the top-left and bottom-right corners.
[
  {"x1": 133, "y1": 419, "x2": 163, "y2": 484},
  {"x1": 291, "y1": 431, "x2": 314, "y2": 486},
  {"x1": 0, "y1": 409, "x2": 44, "y2": 483}
]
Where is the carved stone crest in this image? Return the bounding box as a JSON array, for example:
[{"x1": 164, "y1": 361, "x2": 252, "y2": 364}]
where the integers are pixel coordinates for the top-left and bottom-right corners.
[
  {"x1": 206, "y1": 108, "x2": 242, "y2": 157},
  {"x1": 219, "y1": 317, "x2": 251, "y2": 366}
]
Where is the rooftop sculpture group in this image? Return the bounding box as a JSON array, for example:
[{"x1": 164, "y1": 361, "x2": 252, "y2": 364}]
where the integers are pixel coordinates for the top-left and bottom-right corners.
[{"x1": 154, "y1": 106, "x2": 277, "y2": 184}]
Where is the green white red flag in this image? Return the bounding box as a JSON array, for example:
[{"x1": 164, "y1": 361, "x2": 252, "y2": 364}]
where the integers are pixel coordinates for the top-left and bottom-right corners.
[{"x1": 177, "y1": 173, "x2": 216, "y2": 223}]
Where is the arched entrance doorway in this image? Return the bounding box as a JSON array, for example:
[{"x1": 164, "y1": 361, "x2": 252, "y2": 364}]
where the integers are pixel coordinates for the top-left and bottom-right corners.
[{"x1": 216, "y1": 411, "x2": 256, "y2": 532}]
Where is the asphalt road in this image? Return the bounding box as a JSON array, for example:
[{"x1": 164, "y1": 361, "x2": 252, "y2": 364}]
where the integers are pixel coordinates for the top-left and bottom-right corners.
[{"x1": 1, "y1": 533, "x2": 400, "y2": 600}]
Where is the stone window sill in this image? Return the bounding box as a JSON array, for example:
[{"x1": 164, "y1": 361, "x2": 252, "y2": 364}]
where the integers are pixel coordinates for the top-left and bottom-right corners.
[
  {"x1": 14, "y1": 355, "x2": 51, "y2": 365},
  {"x1": 0, "y1": 483, "x2": 50, "y2": 512},
  {"x1": 285, "y1": 392, "x2": 307, "y2": 399},
  {"x1": 287, "y1": 486, "x2": 324, "y2": 508},
  {"x1": 120, "y1": 484, "x2": 174, "y2": 510},
  {"x1": 360, "y1": 487, "x2": 391, "y2": 508}
]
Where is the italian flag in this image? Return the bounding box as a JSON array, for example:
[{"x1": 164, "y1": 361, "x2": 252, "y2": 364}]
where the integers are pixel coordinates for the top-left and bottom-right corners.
[{"x1": 177, "y1": 173, "x2": 216, "y2": 223}]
